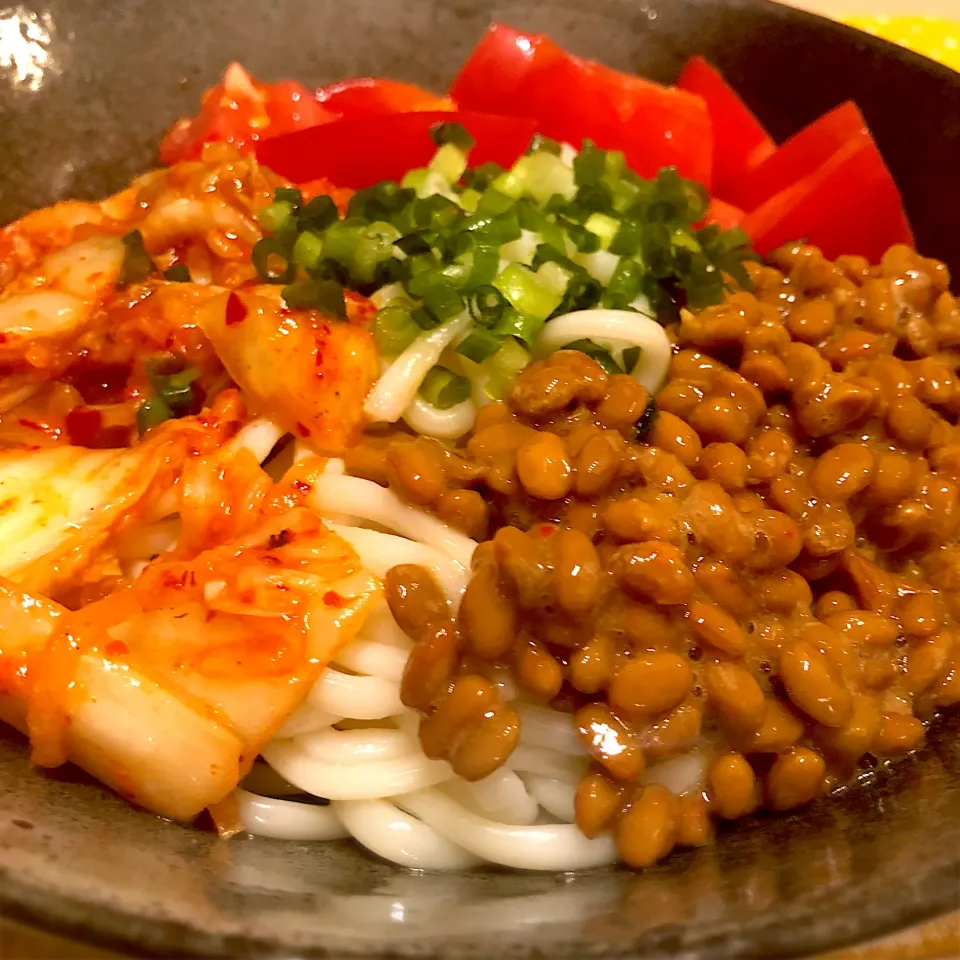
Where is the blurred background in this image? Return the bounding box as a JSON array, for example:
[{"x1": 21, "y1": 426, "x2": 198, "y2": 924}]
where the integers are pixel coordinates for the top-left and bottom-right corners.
[{"x1": 785, "y1": 0, "x2": 960, "y2": 70}]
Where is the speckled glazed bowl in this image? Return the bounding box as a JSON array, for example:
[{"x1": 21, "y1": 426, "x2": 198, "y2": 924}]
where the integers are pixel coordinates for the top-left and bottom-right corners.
[{"x1": 1, "y1": 1, "x2": 959, "y2": 957}]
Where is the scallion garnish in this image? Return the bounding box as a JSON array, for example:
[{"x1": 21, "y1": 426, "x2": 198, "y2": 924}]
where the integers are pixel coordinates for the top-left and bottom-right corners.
[
  {"x1": 634, "y1": 396, "x2": 659, "y2": 440},
  {"x1": 252, "y1": 236, "x2": 295, "y2": 284},
  {"x1": 250, "y1": 131, "x2": 757, "y2": 399},
  {"x1": 163, "y1": 263, "x2": 192, "y2": 283},
  {"x1": 429, "y1": 121, "x2": 476, "y2": 152},
  {"x1": 136, "y1": 396, "x2": 173, "y2": 435},
  {"x1": 562, "y1": 339, "x2": 622, "y2": 375},
  {"x1": 118, "y1": 230, "x2": 156, "y2": 286},
  {"x1": 419, "y1": 366, "x2": 471, "y2": 409}
]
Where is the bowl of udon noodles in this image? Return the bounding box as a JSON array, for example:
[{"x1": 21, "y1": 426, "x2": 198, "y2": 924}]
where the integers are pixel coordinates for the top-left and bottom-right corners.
[{"x1": 1, "y1": 0, "x2": 959, "y2": 956}]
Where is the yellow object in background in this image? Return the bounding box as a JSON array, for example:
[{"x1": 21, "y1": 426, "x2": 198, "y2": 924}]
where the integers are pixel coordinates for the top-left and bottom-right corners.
[{"x1": 844, "y1": 15, "x2": 960, "y2": 71}]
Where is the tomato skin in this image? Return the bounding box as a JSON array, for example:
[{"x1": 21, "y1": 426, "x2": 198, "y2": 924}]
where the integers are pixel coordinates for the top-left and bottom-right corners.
[
  {"x1": 317, "y1": 77, "x2": 453, "y2": 118},
  {"x1": 700, "y1": 198, "x2": 746, "y2": 231},
  {"x1": 449, "y1": 23, "x2": 713, "y2": 187},
  {"x1": 677, "y1": 57, "x2": 775, "y2": 199},
  {"x1": 742, "y1": 131, "x2": 914, "y2": 262},
  {"x1": 159, "y1": 64, "x2": 335, "y2": 165},
  {"x1": 256, "y1": 110, "x2": 537, "y2": 188},
  {"x1": 724, "y1": 101, "x2": 868, "y2": 211}
]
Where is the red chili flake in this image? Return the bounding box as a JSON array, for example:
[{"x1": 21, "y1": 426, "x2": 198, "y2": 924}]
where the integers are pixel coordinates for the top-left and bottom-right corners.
[
  {"x1": 323, "y1": 590, "x2": 344, "y2": 608},
  {"x1": 205, "y1": 610, "x2": 216, "y2": 622},
  {"x1": 225, "y1": 291, "x2": 248, "y2": 326},
  {"x1": 104, "y1": 640, "x2": 129, "y2": 657},
  {"x1": 18, "y1": 418, "x2": 43, "y2": 431},
  {"x1": 67, "y1": 360, "x2": 131, "y2": 404},
  {"x1": 239, "y1": 588, "x2": 255, "y2": 604},
  {"x1": 538, "y1": 524, "x2": 556, "y2": 538},
  {"x1": 0, "y1": 333, "x2": 7, "y2": 344},
  {"x1": 292, "y1": 479, "x2": 312, "y2": 493},
  {"x1": 267, "y1": 528, "x2": 293, "y2": 549},
  {"x1": 295, "y1": 421, "x2": 310, "y2": 437},
  {"x1": 65, "y1": 407, "x2": 104, "y2": 447}
]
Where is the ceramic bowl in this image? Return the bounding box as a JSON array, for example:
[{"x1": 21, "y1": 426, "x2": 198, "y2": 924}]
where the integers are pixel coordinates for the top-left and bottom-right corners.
[{"x1": 1, "y1": 1, "x2": 959, "y2": 956}]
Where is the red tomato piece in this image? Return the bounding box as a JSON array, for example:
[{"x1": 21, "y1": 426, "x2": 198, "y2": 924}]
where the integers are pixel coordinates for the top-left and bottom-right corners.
[
  {"x1": 677, "y1": 57, "x2": 775, "y2": 199},
  {"x1": 742, "y1": 131, "x2": 913, "y2": 262},
  {"x1": 256, "y1": 111, "x2": 538, "y2": 188},
  {"x1": 700, "y1": 198, "x2": 746, "y2": 231},
  {"x1": 450, "y1": 23, "x2": 713, "y2": 187},
  {"x1": 317, "y1": 78, "x2": 454, "y2": 119},
  {"x1": 159, "y1": 64, "x2": 335, "y2": 165},
  {"x1": 448, "y1": 23, "x2": 566, "y2": 112},
  {"x1": 724, "y1": 101, "x2": 868, "y2": 211}
]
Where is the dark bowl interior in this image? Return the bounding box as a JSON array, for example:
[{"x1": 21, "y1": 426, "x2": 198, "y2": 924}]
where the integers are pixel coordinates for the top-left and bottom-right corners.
[{"x1": 1, "y1": 1, "x2": 960, "y2": 957}]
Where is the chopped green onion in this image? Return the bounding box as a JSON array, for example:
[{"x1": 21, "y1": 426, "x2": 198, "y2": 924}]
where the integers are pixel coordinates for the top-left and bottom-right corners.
[
  {"x1": 292, "y1": 230, "x2": 325, "y2": 269},
  {"x1": 252, "y1": 237, "x2": 295, "y2": 284},
  {"x1": 158, "y1": 370, "x2": 199, "y2": 410},
  {"x1": 526, "y1": 134, "x2": 563, "y2": 156},
  {"x1": 634, "y1": 397, "x2": 659, "y2": 440},
  {"x1": 457, "y1": 328, "x2": 503, "y2": 363},
  {"x1": 353, "y1": 221, "x2": 403, "y2": 283},
  {"x1": 118, "y1": 230, "x2": 156, "y2": 286},
  {"x1": 475, "y1": 188, "x2": 515, "y2": 218},
  {"x1": 430, "y1": 121, "x2": 476, "y2": 152},
  {"x1": 494, "y1": 154, "x2": 576, "y2": 204},
  {"x1": 562, "y1": 339, "x2": 621, "y2": 375},
  {"x1": 535, "y1": 261, "x2": 573, "y2": 298},
  {"x1": 373, "y1": 302, "x2": 421, "y2": 355},
  {"x1": 584, "y1": 212, "x2": 621, "y2": 249},
  {"x1": 463, "y1": 162, "x2": 503, "y2": 192},
  {"x1": 573, "y1": 141, "x2": 607, "y2": 187},
  {"x1": 163, "y1": 263, "x2": 191, "y2": 283},
  {"x1": 493, "y1": 263, "x2": 563, "y2": 320},
  {"x1": 274, "y1": 186, "x2": 303, "y2": 208},
  {"x1": 469, "y1": 246, "x2": 500, "y2": 287},
  {"x1": 566, "y1": 223, "x2": 601, "y2": 254},
  {"x1": 282, "y1": 277, "x2": 347, "y2": 317},
  {"x1": 603, "y1": 259, "x2": 644, "y2": 309},
  {"x1": 136, "y1": 397, "x2": 173, "y2": 435},
  {"x1": 429, "y1": 143, "x2": 469, "y2": 184},
  {"x1": 622, "y1": 346, "x2": 641, "y2": 375},
  {"x1": 257, "y1": 200, "x2": 296, "y2": 234},
  {"x1": 469, "y1": 285, "x2": 507, "y2": 328},
  {"x1": 419, "y1": 366, "x2": 471, "y2": 409},
  {"x1": 609, "y1": 220, "x2": 644, "y2": 258},
  {"x1": 492, "y1": 307, "x2": 544, "y2": 344},
  {"x1": 299, "y1": 194, "x2": 339, "y2": 231},
  {"x1": 420, "y1": 281, "x2": 464, "y2": 323},
  {"x1": 145, "y1": 361, "x2": 199, "y2": 413},
  {"x1": 414, "y1": 195, "x2": 462, "y2": 231},
  {"x1": 411, "y1": 305, "x2": 442, "y2": 330},
  {"x1": 483, "y1": 337, "x2": 530, "y2": 400}
]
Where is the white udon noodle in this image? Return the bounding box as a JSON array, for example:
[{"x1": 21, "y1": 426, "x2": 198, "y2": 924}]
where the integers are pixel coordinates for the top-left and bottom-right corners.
[
  {"x1": 229, "y1": 463, "x2": 620, "y2": 870},
  {"x1": 231, "y1": 464, "x2": 709, "y2": 870},
  {"x1": 363, "y1": 303, "x2": 671, "y2": 442}
]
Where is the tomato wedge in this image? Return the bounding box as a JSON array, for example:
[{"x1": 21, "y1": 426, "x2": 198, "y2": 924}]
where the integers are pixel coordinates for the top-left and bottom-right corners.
[
  {"x1": 255, "y1": 111, "x2": 538, "y2": 188},
  {"x1": 677, "y1": 57, "x2": 775, "y2": 199},
  {"x1": 742, "y1": 131, "x2": 913, "y2": 262},
  {"x1": 159, "y1": 64, "x2": 335, "y2": 165},
  {"x1": 701, "y1": 198, "x2": 746, "y2": 231},
  {"x1": 725, "y1": 101, "x2": 868, "y2": 211},
  {"x1": 450, "y1": 23, "x2": 713, "y2": 187},
  {"x1": 317, "y1": 78, "x2": 454, "y2": 119}
]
